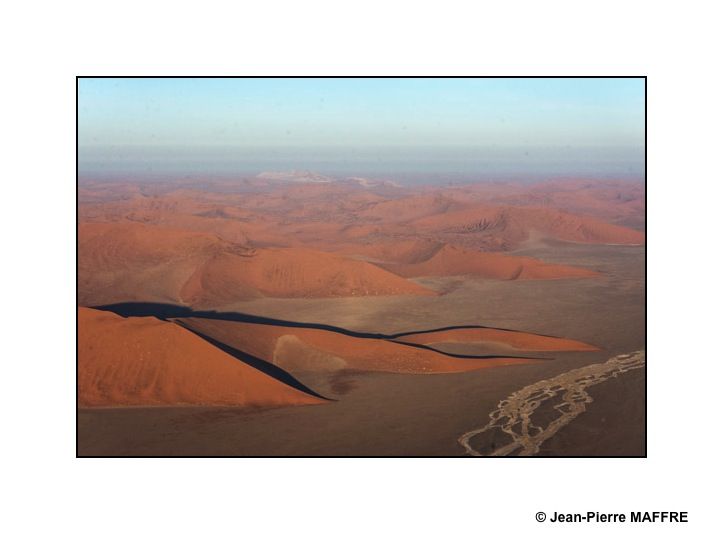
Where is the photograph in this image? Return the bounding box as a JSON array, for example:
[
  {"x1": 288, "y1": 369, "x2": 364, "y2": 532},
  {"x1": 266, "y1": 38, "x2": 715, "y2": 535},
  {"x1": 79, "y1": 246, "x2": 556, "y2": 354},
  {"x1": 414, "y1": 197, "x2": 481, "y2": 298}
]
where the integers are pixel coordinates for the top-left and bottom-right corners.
[
  {"x1": 5, "y1": 1, "x2": 719, "y2": 538},
  {"x1": 76, "y1": 77, "x2": 646, "y2": 457}
]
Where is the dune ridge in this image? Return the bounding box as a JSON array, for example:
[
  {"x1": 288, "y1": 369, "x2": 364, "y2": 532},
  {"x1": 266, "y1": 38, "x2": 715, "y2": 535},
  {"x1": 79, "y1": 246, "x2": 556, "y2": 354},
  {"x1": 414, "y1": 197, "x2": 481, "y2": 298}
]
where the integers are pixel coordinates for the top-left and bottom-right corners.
[
  {"x1": 380, "y1": 244, "x2": 599, "y2": 280},
  {"x1": 79, "y1": 221, "x2": 436, "y2": 307},
  {"x1": 77, "y1": 307, "x2": 324, "y2": 407},
  {"x1": 395, "y1": 326, "x2": 599, "y2": 351},
  {"x1": 175, "y1": 317, "x2": 596, "y2": 375},
  {"x1": 78, "y1": 179, "x2": 644, "y2": 308},
  {"x1": 179, "y1": 247, "x2": 436, "y2": 307}
]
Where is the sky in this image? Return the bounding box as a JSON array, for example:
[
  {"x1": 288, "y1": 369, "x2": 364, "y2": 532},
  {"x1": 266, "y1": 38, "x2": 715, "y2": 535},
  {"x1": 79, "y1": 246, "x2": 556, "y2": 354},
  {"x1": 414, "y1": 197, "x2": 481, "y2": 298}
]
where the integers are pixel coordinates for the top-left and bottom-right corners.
[{"x1": 78, "y1": 77, "x2": 645, "y2": 181}]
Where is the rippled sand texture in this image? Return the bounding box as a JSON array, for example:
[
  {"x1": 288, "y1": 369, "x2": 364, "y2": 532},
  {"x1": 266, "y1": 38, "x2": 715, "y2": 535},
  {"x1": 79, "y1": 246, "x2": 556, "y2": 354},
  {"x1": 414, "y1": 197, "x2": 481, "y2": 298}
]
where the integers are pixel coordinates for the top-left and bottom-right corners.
[{"x1": 458, "y1": 351, "x2": 646, "y2": 456}]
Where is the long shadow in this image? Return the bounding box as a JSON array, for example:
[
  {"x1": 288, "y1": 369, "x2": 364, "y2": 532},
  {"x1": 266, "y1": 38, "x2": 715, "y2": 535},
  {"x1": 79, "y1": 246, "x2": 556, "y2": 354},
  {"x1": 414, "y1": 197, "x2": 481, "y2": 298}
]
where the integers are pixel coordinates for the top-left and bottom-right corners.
[
  {"x1": 91, "y1": 302, "x2": 548, "y2": 361},
  {"x1": 172, "y1": 320, "x2": 331, "y2": 400},
  {"x1": 92, "y1": 302, "x2": 565, "y2": 341},
  {"x1": 391, "y1": 325, "x2": 564, "y2": 340},
  {"x1": 389, "y1": 340, "x2": 546, "y2": 360}
]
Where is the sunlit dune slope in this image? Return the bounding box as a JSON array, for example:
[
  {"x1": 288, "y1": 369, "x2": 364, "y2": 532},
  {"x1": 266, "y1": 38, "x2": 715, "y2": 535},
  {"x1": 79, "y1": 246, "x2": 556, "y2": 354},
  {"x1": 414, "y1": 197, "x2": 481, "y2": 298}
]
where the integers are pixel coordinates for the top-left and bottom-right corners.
[
  {"x1": 79, "y1": 222, "x2": 436, "y2": 307},
  {"x1": 395, "y1": 327, "x2": 599, "y2": 351},
  {"x1": 177, "y1": 318, "x2": 548, "y2": 374},
  {"x1": 184, "y1": 247, "x2": 435, "y2": 306},
  {"x1": 79, "y1": 221, "x2": 225, "y2": 265},
  {"x1": 78, "y1": 221, "x2": 230, "y2": 305},
  {"x1": 357, "y1": 193, "x2": 462, "y2": 223},
  {"x1": 380, "y1": 244, "x2": 599, "y2": 279},
  {"x1": 333, "y1": 239, "x2": 444, "y2": 264},
  {"x1": 410, "y1": 205, "x2": 645, "y2": 247},
  {"x1": 78, "y1": 307, "x2": 324, "y2": 407}
]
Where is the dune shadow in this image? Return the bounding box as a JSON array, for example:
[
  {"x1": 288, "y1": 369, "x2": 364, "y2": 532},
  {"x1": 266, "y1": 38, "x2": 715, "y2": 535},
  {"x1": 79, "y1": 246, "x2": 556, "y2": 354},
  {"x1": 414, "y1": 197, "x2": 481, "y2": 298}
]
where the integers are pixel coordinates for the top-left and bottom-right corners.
[
  {"x1": 90, "y1": 302, "x2": 548, "y2": 361},
  {"x1": 172, "y1": 320, "x2": 331, "y2": 401}
]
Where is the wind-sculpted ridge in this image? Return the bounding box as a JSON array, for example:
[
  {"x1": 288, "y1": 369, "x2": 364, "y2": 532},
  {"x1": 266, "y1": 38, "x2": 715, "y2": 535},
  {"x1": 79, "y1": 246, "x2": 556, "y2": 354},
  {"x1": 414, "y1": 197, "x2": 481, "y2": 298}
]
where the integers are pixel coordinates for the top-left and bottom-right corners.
[
  {"x1": 91, "y1": 302, "x2": 598, "y2": 365},
  {"x1": 458, "y1": 350, "x2": 645, "y2": 456}
]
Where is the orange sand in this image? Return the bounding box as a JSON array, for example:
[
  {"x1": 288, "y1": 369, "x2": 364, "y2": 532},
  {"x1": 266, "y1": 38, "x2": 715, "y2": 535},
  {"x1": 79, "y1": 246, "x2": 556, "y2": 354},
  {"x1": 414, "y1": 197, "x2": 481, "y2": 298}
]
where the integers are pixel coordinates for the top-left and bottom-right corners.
[
  {"x1": 396, "y1": 327, "x2": 600, "y2": 351},
  {"x1": 78, "y1": 179, "x2": 644, "y2": 307},
  {"x1": 410, "y1": 205, "x2": 645, "y2": 246},
  {"x1": 179, "y1": 247, "x2": 436, "y2": 307},
  {"x1": 78, "y1": 307, "x2": 324, "y2": 407},
  {"x1": 178, "y1": 318, "x2": 551, "y2": 374},
  {"x1": 381, "y1": 244, "x2": 599, "y2": 279},
  {"x1": 79, "y1": 222, "x2": 436, "y2": 307}
]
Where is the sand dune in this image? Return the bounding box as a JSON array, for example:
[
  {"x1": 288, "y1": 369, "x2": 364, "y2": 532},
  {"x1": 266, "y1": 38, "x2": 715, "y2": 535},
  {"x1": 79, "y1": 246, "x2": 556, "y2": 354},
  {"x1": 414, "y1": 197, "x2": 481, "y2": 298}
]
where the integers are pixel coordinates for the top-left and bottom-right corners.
[
  {"x1": 78, "y1": 221, "x2": 231, "y2": 305},
  {"x1": 432, "y1": 179, "x2": 645, "y2": 228},
  {"x1": 333, "y1": 239, "x2": 444, "y2": 264},
  {"x1": 357, "y1": 193, "x2": 462, "y2": 223},
  {"x1": 79, "y1": 222, "x2": 435, "y2": 307},
  {"x1": 77, "y1": 180, "x2": 643, "y2": 308},
  {"x1": 79, "y1": 221, "x2": 226, "y2": 265},
  {"x1": 380, "y1": 244, "x2": 599, "y2": 280},
  {"x1": 176, "y1": 318, "x2": 570, "y2": 374},
  {"x1": 395, "y1": 326, "x2": 600, "y2": 351},
  {"x1": 77, "y1": 308, "x2": 324, "y2": 407},
  {"x1": 179, "y1": 247, "x2": 436, "y2": 307},
  {"x1": 410, "y1": 205, "x2": 645, "y2": 247}
]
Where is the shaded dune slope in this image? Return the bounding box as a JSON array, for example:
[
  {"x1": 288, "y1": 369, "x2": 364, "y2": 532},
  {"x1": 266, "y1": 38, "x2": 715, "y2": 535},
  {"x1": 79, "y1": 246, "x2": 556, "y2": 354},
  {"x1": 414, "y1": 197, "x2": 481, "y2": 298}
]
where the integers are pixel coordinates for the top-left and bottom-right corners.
[
  {"x1": 79, "y1": 222, "x2": 435, "y2": 307},
  {"x1": 380, "y1": 244, "x2": 599, "y2": 279},
  {"x1": 410, "y1": 206, "x2": 645, "y2": 247},
  {"x1": 176, "y1": 318, "x2": 544, "y2": 374},
  {"x1": 180, "y1": 247, "x2": 436, "y2": 307},
  {"x1": 395, "y1": 327, "x2": 599, "y2": 351},
  {"x1": 78, "y1": 307, "x2": 325, "y2": 407},
  {"x1": 90, "y1": 303, "x2": 599, "y2": 377}
]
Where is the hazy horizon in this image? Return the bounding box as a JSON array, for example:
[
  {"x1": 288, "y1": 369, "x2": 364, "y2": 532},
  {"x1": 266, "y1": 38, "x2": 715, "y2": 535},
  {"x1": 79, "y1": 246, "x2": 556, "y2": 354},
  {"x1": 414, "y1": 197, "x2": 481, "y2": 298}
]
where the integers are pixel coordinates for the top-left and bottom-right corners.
[{"x1": 79, "y1": 78, "x2": 645, "y2": 182}]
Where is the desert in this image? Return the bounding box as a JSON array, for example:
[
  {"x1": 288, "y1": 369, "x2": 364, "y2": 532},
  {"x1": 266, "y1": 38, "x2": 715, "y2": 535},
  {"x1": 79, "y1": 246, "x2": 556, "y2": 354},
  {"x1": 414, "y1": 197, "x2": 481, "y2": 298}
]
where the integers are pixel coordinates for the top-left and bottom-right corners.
[
  {"x1": 77, "y1": 174, "x2": 645, "y2": 456},
  {"x1": 77, "y1": 77, "x2": 645, "y2": 457}
]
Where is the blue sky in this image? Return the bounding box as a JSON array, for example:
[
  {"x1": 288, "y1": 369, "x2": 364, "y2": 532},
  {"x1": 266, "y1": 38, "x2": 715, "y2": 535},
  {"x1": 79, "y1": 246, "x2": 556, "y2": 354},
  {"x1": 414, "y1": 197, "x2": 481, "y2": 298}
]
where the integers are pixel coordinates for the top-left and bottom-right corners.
[{"x1": 78, "y1": 77, "x2": 645, "y2": 179}]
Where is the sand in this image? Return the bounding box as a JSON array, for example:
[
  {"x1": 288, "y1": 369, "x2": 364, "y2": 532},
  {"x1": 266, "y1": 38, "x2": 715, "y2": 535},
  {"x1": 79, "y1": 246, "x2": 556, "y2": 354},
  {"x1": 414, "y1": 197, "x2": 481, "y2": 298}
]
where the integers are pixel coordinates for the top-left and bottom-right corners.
[
  {"x1": 174, "y1": 318, "x2": 559, "y2": 375},
  {"x1": 380, "y1": 244, "x2": 599, "y2": 280},
  {"x1": 77, "y1": 178, "x2": 645, "y2": 455},
  {"x1": 78, "y1": 243, "x2": 645, "y2": 456},
  {"x1": 179, "y1": 247, "x2": 436, "y2": 307},
  {"x1": 78, "y1": 307, "x2": 323, "y2": 407},
  {"x1": 395, "y1": 327, "x2": 600, "y2": 351}
]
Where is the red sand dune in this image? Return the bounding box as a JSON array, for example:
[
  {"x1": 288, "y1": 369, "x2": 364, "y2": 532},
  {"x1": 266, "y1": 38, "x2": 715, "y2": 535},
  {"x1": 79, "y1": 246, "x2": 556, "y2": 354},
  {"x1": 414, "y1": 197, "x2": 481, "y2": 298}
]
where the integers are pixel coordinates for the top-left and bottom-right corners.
[
  {"x1": 77, "y1": 179, "x2": 644, "y2": 307},
  {"x1": 380, "y1": 244, "x2": 599, "y2": 280},
  {"x1": 357, "y1": 193, "x2": 462, "y2": 223},
  {"x1": 78, "y1": 221, "x2": 230, "y2": 305},
  {"x1": 79, "y1": 221, "x2": 435, "y2": 307},
  {"x1": 176, "y1": 318, "x2": 586, "y2": 375},
  {"x1": 433, "y1": 179, "x2": 645, "y2": 228},
  {"x1": 77, "y1": 308, "x2": 324, "y2": 407},
  {"x1": 180, "y1": 247, "x2": 436, "y2": 307},
  {"x1": 333, "y1": 239, "x2": 444, "y2": 264},
  {"x1": 79, "y1": 221, "x2": 224, "y2": 264},
  {"x1": 396, "y1": 327, "x2": 599, "y2": 351},
  {"x1": 410, "y1": 205, "x2": 645, "y2": 247}
]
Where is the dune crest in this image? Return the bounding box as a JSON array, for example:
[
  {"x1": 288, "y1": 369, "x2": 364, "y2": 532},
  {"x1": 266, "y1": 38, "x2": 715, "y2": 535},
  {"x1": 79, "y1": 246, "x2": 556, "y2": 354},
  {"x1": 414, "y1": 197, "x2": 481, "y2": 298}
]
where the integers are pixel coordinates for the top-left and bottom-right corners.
[
  {"x1": 381, "y1": 244, "x2": 599, "y2": 280},
  {"x1": 395, "y1": 327, "x2": 600, "y2": 351},
  {"x1": 410, "y1": 205, "x2": 645, "y2": 248},
  {"x1": 176, "y1": 318, "x2": 591, "y2": 375},
  {"x1": 77, "y1": 307, "x2": 324, "y2": 407},
  {"x1": 179, "y1": 247, "x2": 436, "y2": 307},
  {"x1": 79, "y1": 221, "x2": 436, "y2": 307}
]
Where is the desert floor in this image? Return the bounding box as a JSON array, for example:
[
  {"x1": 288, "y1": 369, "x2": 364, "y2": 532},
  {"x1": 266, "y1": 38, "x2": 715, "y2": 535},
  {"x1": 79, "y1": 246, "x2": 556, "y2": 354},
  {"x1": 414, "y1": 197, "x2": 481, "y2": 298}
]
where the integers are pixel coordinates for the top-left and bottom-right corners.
[{"x1": 78, "y1": 241, "x2": 644, "y2": 456}]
